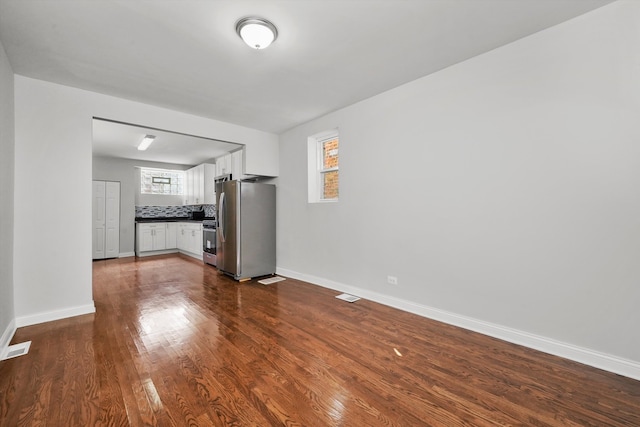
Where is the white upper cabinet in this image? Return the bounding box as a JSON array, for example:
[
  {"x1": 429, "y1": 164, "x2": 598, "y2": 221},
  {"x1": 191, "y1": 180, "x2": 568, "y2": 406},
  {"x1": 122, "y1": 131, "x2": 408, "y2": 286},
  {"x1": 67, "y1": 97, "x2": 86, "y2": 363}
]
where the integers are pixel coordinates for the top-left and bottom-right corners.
[
  {"x1": 185, "y1": 163, "x2": 216, "y2": 205},
  {"x1": 195, "y1": 164, "x2": 204, "y2": 203},
  {"x1": 231, "y1": 150, "x2": 246, "y2": 181},
  {"x1": 215, "y1": 148, "x2": 249, "y2": 180},
  {"x1": 203, "y1": 164, "x2": 216, "y2": 204},
  {"x1": 216, "y1": 153, "x2": 231, "y2": 177},
  {"x1": 184, "y1": 168, "x2": 193, "y2": 204}
]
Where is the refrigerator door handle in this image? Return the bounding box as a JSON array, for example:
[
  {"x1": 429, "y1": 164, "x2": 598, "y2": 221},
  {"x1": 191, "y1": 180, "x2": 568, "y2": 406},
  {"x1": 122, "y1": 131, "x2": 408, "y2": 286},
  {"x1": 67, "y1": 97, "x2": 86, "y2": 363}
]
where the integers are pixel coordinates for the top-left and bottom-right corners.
[{"x1": 219, "y1": 191, "x2": 226, "y2": 243}]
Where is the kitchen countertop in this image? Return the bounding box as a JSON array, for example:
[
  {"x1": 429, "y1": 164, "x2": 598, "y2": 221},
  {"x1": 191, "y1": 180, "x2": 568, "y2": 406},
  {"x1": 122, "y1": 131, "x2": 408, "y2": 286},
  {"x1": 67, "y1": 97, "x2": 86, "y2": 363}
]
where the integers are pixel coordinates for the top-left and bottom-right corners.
[{"x1": 135, "y1": 217, "x2": 215, "y2": 223}]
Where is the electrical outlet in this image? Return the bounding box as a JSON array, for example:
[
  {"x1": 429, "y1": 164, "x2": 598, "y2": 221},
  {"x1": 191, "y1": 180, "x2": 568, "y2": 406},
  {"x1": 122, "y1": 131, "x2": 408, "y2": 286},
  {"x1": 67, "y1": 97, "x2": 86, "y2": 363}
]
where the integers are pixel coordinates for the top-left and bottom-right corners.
[{"x1": 387, "y1": 275, "x2": 398, "y2": 285}]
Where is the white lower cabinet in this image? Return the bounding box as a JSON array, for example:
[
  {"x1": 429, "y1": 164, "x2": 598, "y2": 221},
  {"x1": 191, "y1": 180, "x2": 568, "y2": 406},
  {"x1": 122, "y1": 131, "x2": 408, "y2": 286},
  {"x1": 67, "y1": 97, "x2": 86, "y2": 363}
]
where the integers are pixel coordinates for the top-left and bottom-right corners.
[
  {"x1": 136, "y1": 223, "x2": 166, "y2": 253},
  {"x1": 137, "y1": 222, "x2": 203, "y2": 259},
  {"x1": 166, "y1": 223, "x2": 177, "y2": 249},
  {"x1": 176, "y1": 223, "x2": 186, "y2": 251},
  {"x1": 138, "y1": 226, "x2": 153, "y2": 252},
  {"x1": 190, "y1": 224, "x2": 203, "y2": 255},
  {"x1": 177, "y1": 223, "x2": 203, "y2": 258}
]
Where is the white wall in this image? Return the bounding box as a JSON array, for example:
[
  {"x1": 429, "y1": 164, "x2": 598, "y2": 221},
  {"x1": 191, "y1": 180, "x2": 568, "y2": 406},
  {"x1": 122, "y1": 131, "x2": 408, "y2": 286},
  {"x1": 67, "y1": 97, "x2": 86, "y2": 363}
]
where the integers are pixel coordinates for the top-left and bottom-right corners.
[
  {"x1": 14, "y1": 76, "x2": 278, "y2": 326},
  {"x1": 92, "y1": 156, "x2": 191, "y2": 255},
  {"x1": 135, "y1": 187, "x2": 186, "y2": 207},
  {"x1": 0, "y1": 39, "x2": 15, "y2": 348},
  {"x1": 276, "y1": 1, "x2": 640, "y2": 377}
]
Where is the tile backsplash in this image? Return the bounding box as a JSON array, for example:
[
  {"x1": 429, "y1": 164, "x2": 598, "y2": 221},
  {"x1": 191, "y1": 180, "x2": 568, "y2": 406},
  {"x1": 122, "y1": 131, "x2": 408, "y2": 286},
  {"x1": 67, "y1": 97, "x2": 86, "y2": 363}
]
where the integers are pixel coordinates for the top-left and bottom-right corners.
[
  {"x1": 202, "y1": 204, "x2": 216, "y2": 217},
  {"x1": 135, "y1": 204, "x2": 216, "y2": 219}
]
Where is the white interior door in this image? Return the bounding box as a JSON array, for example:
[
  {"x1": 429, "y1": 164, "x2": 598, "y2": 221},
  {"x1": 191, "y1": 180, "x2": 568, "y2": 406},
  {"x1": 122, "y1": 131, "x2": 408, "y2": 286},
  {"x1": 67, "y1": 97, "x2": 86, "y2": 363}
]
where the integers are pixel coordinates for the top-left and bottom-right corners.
[
  {"x1": 104, "y1": 181, "x2": 120, "y2": 258},
  {"x1": 92, "y1": 181, "x2": 106, "y2": 259}
]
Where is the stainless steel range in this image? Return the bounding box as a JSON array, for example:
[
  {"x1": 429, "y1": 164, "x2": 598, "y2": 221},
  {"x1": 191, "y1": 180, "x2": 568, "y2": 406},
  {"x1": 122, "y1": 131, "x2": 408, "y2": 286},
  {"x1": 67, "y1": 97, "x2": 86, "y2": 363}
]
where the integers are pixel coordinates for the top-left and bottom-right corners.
[{"x1": 202, "y1": 219, "x2": 216, "y2": 266}]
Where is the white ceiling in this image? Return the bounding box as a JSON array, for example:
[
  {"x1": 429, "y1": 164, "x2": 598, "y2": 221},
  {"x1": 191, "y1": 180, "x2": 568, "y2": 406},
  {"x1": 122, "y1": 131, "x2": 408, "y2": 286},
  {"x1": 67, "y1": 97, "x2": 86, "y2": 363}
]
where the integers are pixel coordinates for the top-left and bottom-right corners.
[
  {"x1": 92, "y1": 119, "x2": 241, "y2": 165},
  {"x1": 0, "y1": 0, "x2": 614, "y2": 163}
]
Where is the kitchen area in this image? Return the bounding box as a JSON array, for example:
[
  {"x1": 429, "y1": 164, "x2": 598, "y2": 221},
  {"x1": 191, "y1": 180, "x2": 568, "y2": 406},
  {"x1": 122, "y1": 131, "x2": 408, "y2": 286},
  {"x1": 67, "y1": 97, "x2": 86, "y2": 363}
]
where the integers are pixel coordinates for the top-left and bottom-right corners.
[{"x1": 92, "y1": 119, "x2": 277, "y2": 281}]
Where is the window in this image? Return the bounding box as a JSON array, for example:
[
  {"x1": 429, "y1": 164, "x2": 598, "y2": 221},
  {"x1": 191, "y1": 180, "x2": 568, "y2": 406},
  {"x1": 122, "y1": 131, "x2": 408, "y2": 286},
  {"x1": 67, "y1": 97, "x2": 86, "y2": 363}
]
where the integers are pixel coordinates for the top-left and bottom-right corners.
[
  {"x1": 140, "y1": 168, "x2": 184, "y2": 195},
  {"x1": 308, "y1": 130, "x2": 339, "y2": 203}
]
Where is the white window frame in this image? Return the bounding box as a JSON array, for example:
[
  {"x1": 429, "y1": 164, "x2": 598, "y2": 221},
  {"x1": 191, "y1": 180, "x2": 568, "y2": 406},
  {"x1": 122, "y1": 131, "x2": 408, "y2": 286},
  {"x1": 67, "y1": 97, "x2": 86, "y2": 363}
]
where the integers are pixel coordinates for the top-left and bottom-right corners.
[
  {"x1": 140, "y1": 167, "x2": 185, "y2": 196},
  {"x1": 307, "y1": 129, "x2": 339, "y2": 203}
]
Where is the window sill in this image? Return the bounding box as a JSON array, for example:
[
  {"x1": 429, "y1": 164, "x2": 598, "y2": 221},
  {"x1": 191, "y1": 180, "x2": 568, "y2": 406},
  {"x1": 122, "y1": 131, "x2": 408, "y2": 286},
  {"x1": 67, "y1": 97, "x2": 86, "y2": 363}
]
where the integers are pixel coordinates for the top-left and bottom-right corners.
[{"x1": 309, "y1": 199, "x2": 339, "y2": 204}]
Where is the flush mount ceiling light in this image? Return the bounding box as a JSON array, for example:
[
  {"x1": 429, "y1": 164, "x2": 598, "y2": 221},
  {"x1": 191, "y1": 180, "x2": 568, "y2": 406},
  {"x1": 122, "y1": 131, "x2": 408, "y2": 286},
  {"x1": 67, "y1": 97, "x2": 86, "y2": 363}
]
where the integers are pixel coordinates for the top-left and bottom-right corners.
[
  {"x1": 137, "y1": 135, "x2": 155, "y2": 151},
  {"x1": 236, "y1": 17, "x2": 278, "y2": 50}
]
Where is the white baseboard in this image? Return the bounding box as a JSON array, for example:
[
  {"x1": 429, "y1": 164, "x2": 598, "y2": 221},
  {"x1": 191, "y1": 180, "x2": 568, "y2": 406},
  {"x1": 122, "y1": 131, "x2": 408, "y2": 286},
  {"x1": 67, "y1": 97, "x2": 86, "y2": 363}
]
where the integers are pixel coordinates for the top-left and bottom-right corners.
[
  {"x1": 134, "y1": 250, "x2": 201, "y2": 260},
  {"x1": 0, "y1": 318, "x2": 17, "y2": 359},
  {"x1": 135, "y1": 249, "x2": 178, "y2": 257},
  {"x1": 178, "y1": 250, "x2": 203, "y2": 261},
  {"x1": 276, "y1": 267, "x2": 640, "y2": 381},
  {"x1": 16, "y1": 303, "x2": 96, "y2": 328},
  {"x1": 118, "y1": 252, "x2": 135, "y2": 258}
]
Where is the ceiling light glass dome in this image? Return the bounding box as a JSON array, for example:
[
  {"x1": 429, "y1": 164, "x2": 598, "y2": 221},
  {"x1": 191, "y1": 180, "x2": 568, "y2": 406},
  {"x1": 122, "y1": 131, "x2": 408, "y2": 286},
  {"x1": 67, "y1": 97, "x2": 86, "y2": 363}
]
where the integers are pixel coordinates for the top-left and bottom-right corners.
[{"x1": 236, "y1": 17, "x2": 278, "y2": 50}]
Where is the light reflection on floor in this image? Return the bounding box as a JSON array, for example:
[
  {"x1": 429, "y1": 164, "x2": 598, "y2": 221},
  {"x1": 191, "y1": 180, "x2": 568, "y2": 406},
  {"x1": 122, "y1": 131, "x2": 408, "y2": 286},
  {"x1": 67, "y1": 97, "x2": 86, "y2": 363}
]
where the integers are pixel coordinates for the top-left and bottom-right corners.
[{"x1": 137, "y1": 300, "x2": 194, "y2": 350}]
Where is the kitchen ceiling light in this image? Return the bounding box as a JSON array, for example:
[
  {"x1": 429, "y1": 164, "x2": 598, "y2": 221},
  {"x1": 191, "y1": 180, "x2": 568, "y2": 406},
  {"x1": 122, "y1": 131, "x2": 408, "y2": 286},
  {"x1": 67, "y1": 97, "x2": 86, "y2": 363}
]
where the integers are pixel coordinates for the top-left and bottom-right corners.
[
  {"x1": 138, "y1": 135, "x2": 156, "y2": 151},
  {"x1": 236, "y1": 17, "x2": 278, "y2": 50}
]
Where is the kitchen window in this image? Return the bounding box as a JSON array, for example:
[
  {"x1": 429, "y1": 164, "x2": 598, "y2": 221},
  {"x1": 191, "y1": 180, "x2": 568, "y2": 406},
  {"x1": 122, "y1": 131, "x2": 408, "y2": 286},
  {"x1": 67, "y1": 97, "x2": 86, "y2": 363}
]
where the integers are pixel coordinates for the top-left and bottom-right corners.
[
  {"x1": 308, "y1": 130, "x2": 339, "y2": 203},
  {"x1": 140, "y1": 168, "x2": 184, "y2": 195}
]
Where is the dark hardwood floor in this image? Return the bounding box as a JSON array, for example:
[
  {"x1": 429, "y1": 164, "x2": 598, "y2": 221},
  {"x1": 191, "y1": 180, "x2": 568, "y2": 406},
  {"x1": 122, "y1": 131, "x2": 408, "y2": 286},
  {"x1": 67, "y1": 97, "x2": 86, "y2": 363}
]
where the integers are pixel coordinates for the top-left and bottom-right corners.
[{"x1": 1, "y1": 254, "x2": 639, "y2": 426}]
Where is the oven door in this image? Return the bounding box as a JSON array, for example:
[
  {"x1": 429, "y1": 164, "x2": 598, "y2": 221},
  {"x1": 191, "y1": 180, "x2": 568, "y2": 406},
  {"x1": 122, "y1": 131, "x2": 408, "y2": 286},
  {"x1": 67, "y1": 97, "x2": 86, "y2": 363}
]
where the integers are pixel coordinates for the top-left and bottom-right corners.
[
  {"x1": 203, "y1": 228, "x2": 217, "y2": 266},
  {"x1": 203, "y1": 228, "x2": 216, "y2": 254}
]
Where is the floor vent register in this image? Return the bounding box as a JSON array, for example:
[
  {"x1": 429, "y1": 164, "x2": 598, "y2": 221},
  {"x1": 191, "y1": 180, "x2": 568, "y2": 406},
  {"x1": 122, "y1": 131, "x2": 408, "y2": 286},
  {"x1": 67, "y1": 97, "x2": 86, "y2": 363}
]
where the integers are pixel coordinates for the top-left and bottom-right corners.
[
  {"x1": 258, "y1": 276, "x2": 286, "y2": 285},
  {"x1": 335, "y1": 293, "x2": 360, "y2": 303},
  {"x1": 1, "y1": 341, "x2": 31, "y2": 360}
]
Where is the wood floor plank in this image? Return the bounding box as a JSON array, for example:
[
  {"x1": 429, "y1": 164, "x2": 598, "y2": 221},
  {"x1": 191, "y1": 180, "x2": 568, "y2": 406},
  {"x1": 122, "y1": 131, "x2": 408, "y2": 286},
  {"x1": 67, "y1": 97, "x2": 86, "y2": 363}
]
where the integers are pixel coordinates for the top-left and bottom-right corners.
[{"x1": 0, "y1": 253, "x2": 638, "y2": 426}]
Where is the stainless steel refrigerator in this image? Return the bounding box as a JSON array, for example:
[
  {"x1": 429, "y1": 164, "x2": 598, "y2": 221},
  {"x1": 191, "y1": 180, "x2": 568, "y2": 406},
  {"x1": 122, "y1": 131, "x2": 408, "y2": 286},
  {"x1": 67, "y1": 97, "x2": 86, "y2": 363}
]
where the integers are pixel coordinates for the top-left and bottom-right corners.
[{"x1": 216, "y1": 180, "x2": 276, "y2": 280}]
